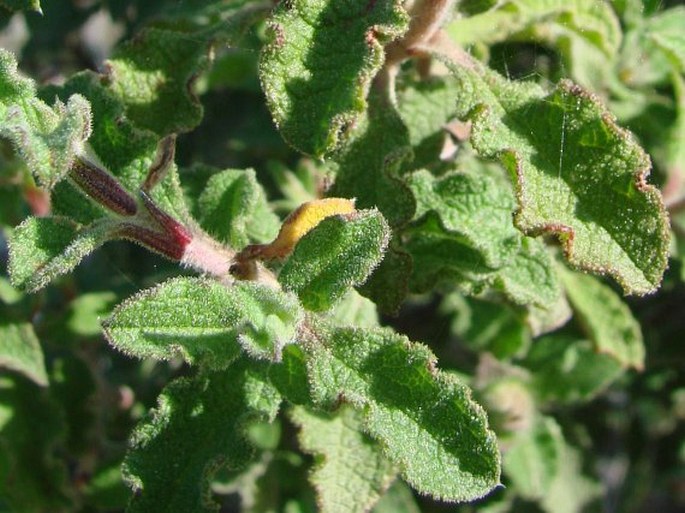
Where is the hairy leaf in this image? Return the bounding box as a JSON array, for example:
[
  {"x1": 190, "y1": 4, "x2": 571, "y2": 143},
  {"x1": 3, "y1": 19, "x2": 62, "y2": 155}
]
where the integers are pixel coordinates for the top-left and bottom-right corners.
[
  {"x1": 260, "y1": 0, "x2": 408, "y2": 156},
  {"x1": 558, "y1": 267, "x2": 644, "y2": 369},
  {"x1": 447, "y1": 62, "x2": 670, "y2": 294},
  {"x1": 123, "y1": 362, "x2": 258, "y2": 513},
  {"x1": 103, "y1": 277, "x2": 303, "y2": 367},
  {"x1": 8, "y1": 216, "x2": 116, "y2": 292},
  {"x1": 280, "y1": 209, "x2": 390, "y2": 312},
  {"x1": 0, "y1": 49, "x2": 91, "y2": 189},
  {"x1": 196, "y1": 168, "x2": 280, "y2": 250},
  {"x1": 406, "y1": 170, "x2": 559, "y2": 306},
  {"x1": 306, "y1": 326, "x2": 501, "y2": 501},
  {"x1": 291, "y1": 405, "x2": 396, "y2": 513}
]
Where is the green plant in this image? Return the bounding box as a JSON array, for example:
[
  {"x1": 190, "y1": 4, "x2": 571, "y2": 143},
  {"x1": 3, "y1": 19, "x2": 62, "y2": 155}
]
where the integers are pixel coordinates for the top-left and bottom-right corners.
[{"x1": 0, "y1": 0, "x2": 683, "y2": 512}]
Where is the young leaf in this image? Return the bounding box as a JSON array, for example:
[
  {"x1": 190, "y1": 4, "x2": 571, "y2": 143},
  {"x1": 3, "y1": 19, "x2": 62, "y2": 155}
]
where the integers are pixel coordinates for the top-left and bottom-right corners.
[
  {"x1": 279, "y1": 209, "x2": 390, "y2": 312},
  {"x1": 123, "y1": 362, "x2": 259, "y2": 513},
  {"x1": 0, "y1": 49, "x2": 91, "y2": 189},
  {"x1": 558, "y1": 267, "x2": 644, "y2": 370},
  {"x1": 196, "y1": 167, "x2": 280, "y2": 250},
  {"x1": 290, "y1": 405, "x2": 397, "y2": 513},
  {"x1": 8, "y1": 216, "x2": 116, "y2": 292},
  {"x1": 306, "y1": 326, "x2": 501, "y2": 502},
  {"x1": 0, "y1": 315, "x2": 48, "y2": 387},
  {"x1": 259, "y1": 0, "x2": 409, "y2": 156},
  {"x1": 103, "y1": 277, "x2": 303, "y2": 367},
  {"x1": 447, "y1": 62, "x2": 670, "y2": 295}
]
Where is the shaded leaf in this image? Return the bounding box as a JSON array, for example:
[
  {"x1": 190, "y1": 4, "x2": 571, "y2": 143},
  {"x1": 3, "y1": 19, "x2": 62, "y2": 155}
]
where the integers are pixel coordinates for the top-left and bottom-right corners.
[
  {"x1": 524, "y1": 333, "x2": 624, "y2": 404},
  {"x1": 260, "y1": 0, "x2": 408, "y2": 156},
  {"x1": 196, "y1": 168, "x2": 279, "y2": 250},
  {"x1": 123, "y1": 362, "x2": 258, "y2": 513},
  {"x1": 558, "y1": 267, "x2": 644, "y2": 369},
  {"x1": 291, "y1": 405, "x2": 396, "y2": 513},
  {"x1": 0, "y1": 314, "x2": 48, "y2": 386}
]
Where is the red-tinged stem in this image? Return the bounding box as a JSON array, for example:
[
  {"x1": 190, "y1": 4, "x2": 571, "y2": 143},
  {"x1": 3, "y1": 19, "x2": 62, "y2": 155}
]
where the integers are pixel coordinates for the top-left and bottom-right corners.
[
  {"x1": 139, "y1": 190, "x2": 192, "y2": 247},
  {"x1": 70, "y1": 157, "x2": 138, "y2": 216},
  {"x1": 115, "y1": 223, "x2": 188, "y2": 261}
]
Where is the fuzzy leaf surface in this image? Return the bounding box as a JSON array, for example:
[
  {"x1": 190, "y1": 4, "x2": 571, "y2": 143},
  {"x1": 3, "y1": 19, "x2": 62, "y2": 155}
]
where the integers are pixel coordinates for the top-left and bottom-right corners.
[
  {"x1": 259, "y1": 0, "x2": 408, "y2": 156},
  {"x1": 328, "y1": 92, "x2": 416, "y2": 313},
  {"x1": 279, "y1": 209, "x2": 390, "y2": 312},
  {"x1": 8, "y1": 216, "x2": 116, "y2": 292},
  {"x1": 306, "y1": 326, "x2": 501, "y2": 501},
  {"x1": 0, "y1": 314, "x2": 48, "y2": 387},
  {"x1": 291, "y1": 405, "x2": 396, "y2": 513},
  {"x1": 196, "y1": 168, "x2": 280, "y2": 250},
  {"x1": 103, "y1": 277, "x2": 303, "y2": 367},
  {"x1": 123, "y1": 362, "x2": 257, "y2": 513},
  {"x1": 406, "y1": 171, "x2": 559, "y2": 306},
  {"x1": 0, "y1": 49, "x2": 91, "y2": 189},
  {"x1": 558, "y1": 267, "x2": 644, "y2": 369},
  {"x1": 447, "y1": 63, "x2": 670, "y2": 294}
]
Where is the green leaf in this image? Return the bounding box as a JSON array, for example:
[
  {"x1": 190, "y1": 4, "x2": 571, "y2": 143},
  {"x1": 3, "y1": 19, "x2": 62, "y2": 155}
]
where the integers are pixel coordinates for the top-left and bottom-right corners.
[
  {"x1": 268, "y1": 344, "x2": 311, "y2": 406},
  {"x1": 291, "y1": 405, "x2": 396, "y2": 513},
  {"x1": 43, "y1": 72, "x2": 192, "y2": 224},
  {"x1": 66, "y1": 291, "x2": 118, "y2": 337},
  {"x1": 196, "y1": 168, "x2": 280, "y2": 250},
  {"x1": 0, "y1": 0, "x2": 41, "y2": 13},
  {"x1": 524, "y1": 334, "x2": 624, "y2": 404},
  {"x1": 447, "y1": 62, "x2": 670, "y2": 295},
  {"x1": 448, "y1": 0, "x2": 621, "y2": 58},
  {"x1": 279, "y1": 209, "x2": 390, "y2": 312},
  {"x1": 646, "y1": 6, "x2": 685, "y2": 73},
  {"x1": 372, "y1": 480, "x2": 420, "y2": 513},
  {"x1": 503, "y1": 416, "x2": 562, "y2": 501},
  {"x1": 106, "y1": 27, "x2": 211, "y2": 136},
  {"x1": 259, "y1": 0, "x2": 408, "y2": 156},
  {"x1": 0, "y1": 374, "x2": 72, "y2": 513},
  {"x1": 330, "y1": 92, "x2": 415, "y2": 228},
  {"x1": 405, "y1": 170, "x2": 560, "y2": 306},
  {"x1": 8, "y1": 216, "x2": 116, "y2": 292},
  {"x1": 306, "y1": 326, "x2": 501, "y2": 501},
  {"x1": 328, "y1": 289, "x2": 379, "y2": 328},
  {"x1": 103, "y1": 277, "x2": 303, "y2": 367},
  {"x1": 558, "y1": 267, "x2": 644, "y2": 369},
  {"x1": 327, "y1": 92, "x2": 416, "y2": 313},
  {"x1": 0, "y1": 49, "x2": 91, "y2": 189},
  {"x1": 441, "y1": 293, "x2": 532, "y2": 360},
  {"x1": 0, "y1": 314, "x2": 48, "y2": 386},
  {"x1": 123, "y1": 362, "x2": 258, "y2": 513}
]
